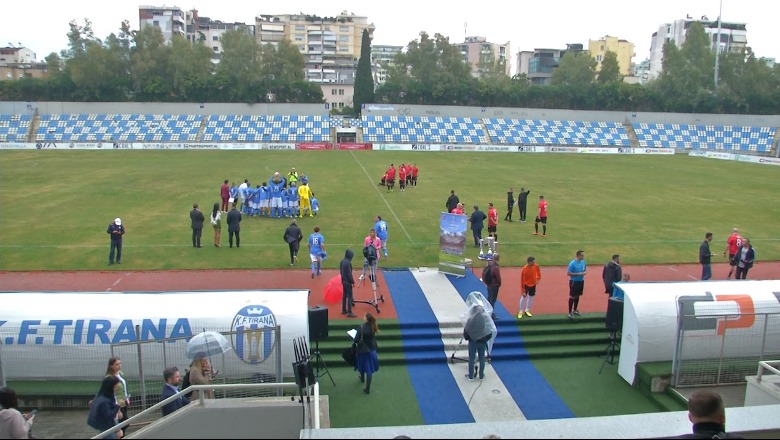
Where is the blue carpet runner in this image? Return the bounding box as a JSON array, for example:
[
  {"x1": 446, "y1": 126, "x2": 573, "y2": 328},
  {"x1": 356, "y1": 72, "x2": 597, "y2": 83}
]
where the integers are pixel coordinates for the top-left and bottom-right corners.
[
  {"x1": 382, "y1": 268, "x2": 574, "y2": 422},
  {"x1": 382, "y1": 269, "x2": 475, "y2": 424}
]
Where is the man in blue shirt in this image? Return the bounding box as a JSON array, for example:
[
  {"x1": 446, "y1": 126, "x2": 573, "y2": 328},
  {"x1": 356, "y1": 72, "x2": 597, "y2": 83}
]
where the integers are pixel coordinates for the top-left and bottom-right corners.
[
  {"x1": 308, "y1": 226, "x2": 326, "y2": 279},
  {"x1": 161, "y1": 366, "x2": 189, "y2": 416},
  {"x1": 373, "y1": 215, "x2": 389, "y2": 258},
  {"x1": 566, "y1": 250, "x2": 587, "y2": 319}
]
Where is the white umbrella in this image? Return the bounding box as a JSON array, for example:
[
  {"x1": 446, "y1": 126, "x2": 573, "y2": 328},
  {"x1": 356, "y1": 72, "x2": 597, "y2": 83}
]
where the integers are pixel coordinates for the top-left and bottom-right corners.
[{"x1": 186, "y1": 331, "x2": 232, "y2": 359}]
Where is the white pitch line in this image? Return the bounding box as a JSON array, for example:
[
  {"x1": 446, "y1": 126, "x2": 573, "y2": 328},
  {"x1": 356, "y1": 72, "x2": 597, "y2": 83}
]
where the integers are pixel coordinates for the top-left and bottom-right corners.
[{"x1": 411, "y1": 268, "x2": 526, "y2": 422}]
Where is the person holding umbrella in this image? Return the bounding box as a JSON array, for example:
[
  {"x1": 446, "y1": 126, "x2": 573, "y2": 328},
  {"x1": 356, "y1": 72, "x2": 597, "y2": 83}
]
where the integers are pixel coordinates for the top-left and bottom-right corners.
[{"x1": 187, "y1": 355, "x2": 214, "y2": 401}]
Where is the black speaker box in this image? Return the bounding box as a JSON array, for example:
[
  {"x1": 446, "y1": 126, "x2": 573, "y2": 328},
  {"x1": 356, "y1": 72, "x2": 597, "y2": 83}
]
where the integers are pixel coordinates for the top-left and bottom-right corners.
[
  {"x1": 606, "y1": 298, "x2": 624, "y2": 332},
  {"x1": 308, "y1": 306, "x2": 329, "y2": 342}
]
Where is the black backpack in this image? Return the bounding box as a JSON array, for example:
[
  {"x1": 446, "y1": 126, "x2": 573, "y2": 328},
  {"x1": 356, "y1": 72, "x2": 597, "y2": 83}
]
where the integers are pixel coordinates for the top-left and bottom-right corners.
[
  {"x1": 182, "y1": 369, "x2": 192, "y2": 398},
  {"x1": 482, "y1": 264, "x2": 493, "y2": 285},
  {"x1": 363, "y1": 244, "x2": 377, "y2": 262}
]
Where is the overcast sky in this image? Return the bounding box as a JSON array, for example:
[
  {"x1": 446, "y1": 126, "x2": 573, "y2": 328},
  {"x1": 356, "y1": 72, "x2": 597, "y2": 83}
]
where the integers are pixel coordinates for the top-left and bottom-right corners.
[{"x1": 4, "y1": 0, "x2": 777, "y2": 70}]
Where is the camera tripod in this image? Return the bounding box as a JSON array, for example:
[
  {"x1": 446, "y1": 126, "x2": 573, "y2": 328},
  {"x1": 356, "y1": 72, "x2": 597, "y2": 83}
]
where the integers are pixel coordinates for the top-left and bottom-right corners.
[
  {"x1": 354, "y1": 261, "x2": 384, "y2": 313},
  {"x1": 599, "y1": 330, "x2": 621, "y2": 374},
  {"x1": 309, "y1": 340, "x2": 335, "y2": 386}
]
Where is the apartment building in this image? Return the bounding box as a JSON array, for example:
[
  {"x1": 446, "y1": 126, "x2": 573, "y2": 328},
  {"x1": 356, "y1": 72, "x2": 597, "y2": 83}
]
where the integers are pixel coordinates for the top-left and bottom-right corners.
[
  {"x1": 647, "y1": 17, "x2": 748, "y2": 81},
  {"x1": 516, "y1": 44, "x2": 585, "y2": 85},
  {"x1": 138, "y1": 5, "x2": 186, "y2": 43},
  {"x1": 588, "y1": 35, "x2": 635, "y2": 77},
  {"x1": 460, "y1": 36, "x2": 511, "y2": 78},
  {"x1": 371, "y1": 44, "x2": 403, "y2": 86},
  {"x1": 0, "y1": 47, "x2": 46, "y2": 81},
  {"x1": 255, "y1": 11, "x2": 375, "y2": 108},
  {"x1": 186, "y1": 10, "x2": 255, "y2": 60}
]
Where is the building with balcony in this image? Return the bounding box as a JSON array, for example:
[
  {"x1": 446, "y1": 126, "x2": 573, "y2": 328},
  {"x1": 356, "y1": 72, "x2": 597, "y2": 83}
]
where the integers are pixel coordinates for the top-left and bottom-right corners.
[
  {"x1": 459, "y1": 36, "x2": 510, "y2": 78},
  {"x1": 516, "y1": 44, "x2": 585, "y2": 85},
  {"x1": 255, "y1": 11, "x2": 375, "y2": 109},
  {"x1": 371, "y1": 44, "x2": 403, "y2": 86},
  {"x1": 588, "y1": 35, "x2": 635, "y2": 77},
  {"x1": 139, "y1": 5, "x2": 187, "y2": 44},
  {"x1": 186, "y1": 11, "x2": 254, "y2": 61},
  {"x1": 647, "y1": 16, "x2": 748, "y2": 81},
  {"x1": 0, "y1": 47, "x2": 47, "y2": 81}
]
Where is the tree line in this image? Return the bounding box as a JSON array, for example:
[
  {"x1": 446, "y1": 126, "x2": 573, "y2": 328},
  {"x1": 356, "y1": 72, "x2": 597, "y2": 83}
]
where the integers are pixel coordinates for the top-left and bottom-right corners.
[{"x1": 1, "y1": 20, "x2": 778, "y2": 115}]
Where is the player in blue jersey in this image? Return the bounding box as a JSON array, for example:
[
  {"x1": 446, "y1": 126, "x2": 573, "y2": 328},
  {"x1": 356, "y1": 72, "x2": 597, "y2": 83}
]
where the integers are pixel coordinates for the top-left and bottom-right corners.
[
  {"x1": 307, "y1": 226, "x2": 326, "y2": 279},
  {"x1": 229, "y1": 182, "x2": 238, "y2": 210},
  {"x1": 259, "y1": 182, "x2": 270, "y2": 217},
  {"x1": 310, "y1": 195, "x2": 320, "y2": 216},
  {"x1": 287, "y1": 182, "x2": 299, "y2": 218},
  {"x1": 268, "y1": 172, "x2": 286, "y2": 218},
  {"x1": 373, "y1": 215, "x2": 389, "y2": 258}
]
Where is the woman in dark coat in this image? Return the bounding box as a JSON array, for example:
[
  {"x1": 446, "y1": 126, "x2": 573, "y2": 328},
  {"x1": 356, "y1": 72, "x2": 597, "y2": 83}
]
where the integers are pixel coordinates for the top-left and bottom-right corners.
[
  {"x1": 87, "y1": 375, "x2": 121, "y2": 438},
  {"x1": 353, "y1": 312, "x2": 379, "y2": 394}
]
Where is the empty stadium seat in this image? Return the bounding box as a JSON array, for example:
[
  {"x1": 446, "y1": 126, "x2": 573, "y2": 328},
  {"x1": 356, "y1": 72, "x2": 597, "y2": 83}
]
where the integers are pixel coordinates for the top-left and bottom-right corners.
[
  {"x1": 202, "y1": 115, "x2": 329, "y2": 142},
  {"x1": 632, "y1": 123, "x2": 775, "y2": 153},
  {"x1": 0, "y1": 114, "x2": 32, "y2": 142},
  {"x1": 35, "y1": 114, "x2": 202, "y2": 142},
  {"x1": 483, "y1": 119, "x2": 631, "y2": 147},
  {"x1": 361, "y1": 115, "x2": 488, "y2": 144}
]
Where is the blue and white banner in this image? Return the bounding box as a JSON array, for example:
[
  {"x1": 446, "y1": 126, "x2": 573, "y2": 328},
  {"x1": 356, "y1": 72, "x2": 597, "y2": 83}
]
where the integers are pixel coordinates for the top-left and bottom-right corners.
[{"x1": 438, "y1": 212, "x2": 468, "y2": 276}]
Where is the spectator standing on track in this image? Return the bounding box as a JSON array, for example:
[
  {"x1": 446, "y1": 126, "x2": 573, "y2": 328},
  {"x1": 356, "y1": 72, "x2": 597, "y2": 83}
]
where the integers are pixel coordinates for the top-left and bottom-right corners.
[
  {"x1": 723, "y1": 227, "x2": 743, "y2": 279},
  {"x1": 518, "y1": 256, "x2": 542, "y2": 319},
  {"x1": 469, "y1": 205, "x2": 487, "y2": 247},
  {"x1": 484, "y1": 254, "x2": 502, "y2": 320},
  {"x1": 107, "y1": 217, "x2": 125, "y2": 266},
  {"x1": 567, "y1": 250, "x2": 587, "y2": 319},
  {"x1": 699, "y1": 232, "x2": 714, "y2": 280},
  {"x1": 602, "y1": 254, "x2": 622, "y2": 298},
  {"x1": 340, "y1": 249, "x2": 357, "y2": 318},
  {"x1": 734, "y1": 238, "x2": 755, "y2": 280}
]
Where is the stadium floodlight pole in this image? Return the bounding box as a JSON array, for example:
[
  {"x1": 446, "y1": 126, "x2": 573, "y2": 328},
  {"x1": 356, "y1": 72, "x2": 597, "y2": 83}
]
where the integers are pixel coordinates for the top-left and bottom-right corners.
[{"x1": 714, "y1": 0, "x2": 723, "y2": 89}]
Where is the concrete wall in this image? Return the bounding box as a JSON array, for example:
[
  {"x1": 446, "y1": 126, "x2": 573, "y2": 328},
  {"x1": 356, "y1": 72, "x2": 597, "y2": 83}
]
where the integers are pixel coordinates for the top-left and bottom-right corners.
[
  {"x1": 0, "y1": 102, "x2": 329, "y2": 116},
  {"x1": 363, "y1": 104, "x2": 780, "y2": 127}
]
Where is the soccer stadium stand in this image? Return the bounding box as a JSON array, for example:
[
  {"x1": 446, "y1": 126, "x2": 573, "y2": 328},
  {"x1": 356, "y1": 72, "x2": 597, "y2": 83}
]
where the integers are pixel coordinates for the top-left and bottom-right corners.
[
  {"x1": 633, "y1": 123, "x2": 776, "y2": 153},
  {"x1": 0, "y1": 114, "x2": 32, "y2": 142},
  {"x1": 483, "y1": 118, "x2": 631, "y2": 147},
  {"x1": 362, "y1": 115, "x2": 488, "y2": 144},
  {"x1": 202, "y1": 114, "x2": 329, "y2": 142},
  {"x1": 35, "y1": 114, "x2": 202, "y2": 142}
]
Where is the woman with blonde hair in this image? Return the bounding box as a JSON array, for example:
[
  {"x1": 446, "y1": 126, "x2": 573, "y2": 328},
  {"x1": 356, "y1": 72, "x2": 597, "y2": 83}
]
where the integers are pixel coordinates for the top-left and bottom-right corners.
[
  {"x1": 353, "y1": 312, "x2": 380, "y2": 394},
  {"x1": 187, "y1": 355, "x2": 214, "y2": 400}
]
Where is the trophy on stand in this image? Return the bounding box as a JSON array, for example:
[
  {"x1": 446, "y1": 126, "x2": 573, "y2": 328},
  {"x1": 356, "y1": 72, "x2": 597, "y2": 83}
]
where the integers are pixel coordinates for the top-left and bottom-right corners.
[{"x1": 478, "y1": 238, "x2": 486, "y2": 260}]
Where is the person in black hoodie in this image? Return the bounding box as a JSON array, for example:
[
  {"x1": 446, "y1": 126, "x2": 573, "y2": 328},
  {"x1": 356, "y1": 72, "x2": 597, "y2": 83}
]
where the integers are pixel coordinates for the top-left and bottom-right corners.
[
  {"x1": 340, "y1": 249, "x2": 356, "y2": 317},
  {"x1": 283, "y1": 219, "x2": 303, "y2": 266}
]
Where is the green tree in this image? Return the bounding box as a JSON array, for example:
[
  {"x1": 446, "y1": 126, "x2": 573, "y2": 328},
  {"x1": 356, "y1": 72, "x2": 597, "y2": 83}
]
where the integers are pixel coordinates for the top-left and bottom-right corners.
[
  {"x1": 130, "y1": 25, "x2": 173, "y2": 101},
  {"x1": 550, "y1": 51, "x2": 596, "y2": 87},
  {"x1": 214, "y1": 28, "x2": 263, "y2": 102},
  {"x1": 597, "y1": 51, "x2": 622, "y2": 84},
  {"x1": 353, "y1": 29, "x2": 375, "y2": 115}
]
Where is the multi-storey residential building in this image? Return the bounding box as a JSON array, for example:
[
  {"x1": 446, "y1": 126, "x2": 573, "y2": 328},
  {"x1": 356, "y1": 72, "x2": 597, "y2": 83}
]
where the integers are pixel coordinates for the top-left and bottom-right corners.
[
  {"x1": 588, "y1": 35, "x2": 635, "y2": 77},
  {"x1": 371, "y1": 44, "x2": 403, "y2": 86},
  {"x1": 186, "y1": 10, "x2": 254, "y2": 60},
  {"x1": 0, "y1": 47, "x2": 46, "y2": 81},
  {"x1": 516, "y1": 44, "x2": 585, "y2": 85},
  {"x1": 255, "y1": 11, "x2": 375, "y2": 109},
  {"x1": 647, "y1": 17, "x2": 748, "y2": 81},
  {"x1": 459, "y1": 36, "x2": 511, "y2": 77},
  {"x1": 138, "y1": 5, "x2": 186, "y2": 44}
]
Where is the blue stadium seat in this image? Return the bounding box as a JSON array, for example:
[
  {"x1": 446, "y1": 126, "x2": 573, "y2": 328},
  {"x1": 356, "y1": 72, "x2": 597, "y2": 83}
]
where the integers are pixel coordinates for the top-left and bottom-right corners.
[
  {"x1": 360, "y1": 115, "x2": 488, "y2": 144},
  {"x1": 482, "y1": 119, "x2": 630, "y2": 146},
  {"x1": 0, "y1": 114, "x2": 33, "y2": 142},
  {"x1": 632, "y1": 123, "x2": 775, "y2": 152}
]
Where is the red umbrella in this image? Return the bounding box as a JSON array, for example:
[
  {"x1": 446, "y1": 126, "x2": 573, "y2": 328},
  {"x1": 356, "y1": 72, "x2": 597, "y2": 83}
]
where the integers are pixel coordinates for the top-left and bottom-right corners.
[{"x1": 323, "y1": 276, "x2": 343, "y2": 304}]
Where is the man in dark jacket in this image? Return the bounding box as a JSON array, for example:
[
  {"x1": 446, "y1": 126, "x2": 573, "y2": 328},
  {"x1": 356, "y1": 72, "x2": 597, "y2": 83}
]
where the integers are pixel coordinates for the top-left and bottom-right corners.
[
  {"x1": 340, "y1": 249, "x2": 356, "y2": 317},
  {"x1": 445, "y1": 190, "x2": 459, "y2": 213},
  {"x1": 517, "y1": 187, "x2": 531, "y2": 222},
  {"x1": 602, "y1": 254, "x2": 622, "y2": 297},
  {"x1": 283, "y1": 219, "x2": 303, "y2": 266},
  {"x1": 485, "y1": 254, "x2": 502, "y2": 320},
  {"x1": 161, "y1": 366, "x2": 189, "y2": 417},
  {"x1": 676, "y1": 390, "x2": 742, "y2": 438},
  {"x1": 190, "y1": 203, "x2": 205, "y2": 248},
  {"x1": 469, "y1": 205, "x2": 487, "y2": 247},
  {"x1": 699, "y1": 232, "x2": 714, "y2": 280},
  {"x1": 226, "y1": 202, "x2": 242, "y2": 248}
]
